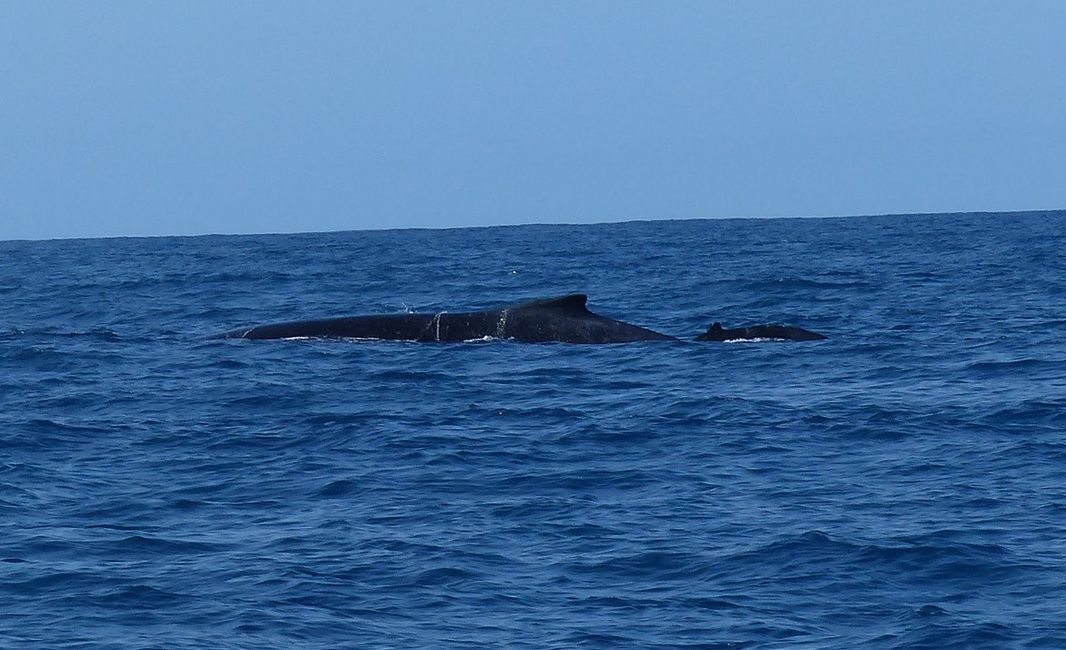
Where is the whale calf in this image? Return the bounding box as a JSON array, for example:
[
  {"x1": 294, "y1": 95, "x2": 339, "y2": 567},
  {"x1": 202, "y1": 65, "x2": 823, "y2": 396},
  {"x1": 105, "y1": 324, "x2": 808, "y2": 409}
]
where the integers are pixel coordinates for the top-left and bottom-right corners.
[
  {"x1": 210, "y1": 294, "x2": 826, "y2": 343},
  {"x1": 696, "y1": 322, "x2": 827, "y2": 342}
]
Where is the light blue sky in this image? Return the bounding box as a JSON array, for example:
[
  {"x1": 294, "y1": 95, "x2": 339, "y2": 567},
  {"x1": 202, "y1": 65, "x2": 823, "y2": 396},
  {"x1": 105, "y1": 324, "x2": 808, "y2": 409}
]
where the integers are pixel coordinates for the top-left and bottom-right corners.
[{"x1": 2, "y1": 1, "x2": 1064, "y2": 240}]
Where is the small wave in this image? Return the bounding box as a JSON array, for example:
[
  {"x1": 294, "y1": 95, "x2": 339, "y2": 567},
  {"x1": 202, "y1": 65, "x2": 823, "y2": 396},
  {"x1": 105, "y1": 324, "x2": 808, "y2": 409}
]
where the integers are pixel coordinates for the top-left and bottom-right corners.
[
  {"x1": 982, "y1": 399, "x2": 1066, "y2": 427},
  {"x1": 460, "y1": 404, "x2": 586, "y2": 420},
  {"x1": 58, "y1": 329, "x2": 121, "y2": 341},
  {"x1": 682, "y1": 596, "x2": 744, "y2": 611},
  {"x1": 26, "y1": 418, "x2": 110, "y2": 436},
  {"x1": 963, "y1": 358, "x2": 1065, "y2": 381},
  {"x1": 206, "y1": 358, "x2": 250, "y2": 370},
  {"x1": 8, "y1": 328, "x2": 123, "y2": 341},
  {"x1": 410, "y1": 566, "x2": 481, "y2": 587},
  {"x1": 100, "y1": 535, "x2": 230, "y2": 557},
  {"x1": 316, "y1": 479, "x2": 360, "y2": 498},
  {"x1": 168, "y1": 498, "x2": 210, "y2": 511},
  {"x1": 1, "y1": 346, "x2": 59, "y2": 362},
  {"x1": 94, "y1": 584, "x2": 192, "y2": 607},
  {"x1": 887, "y1": 620, "x2": 1016, "y2": 648},
  {"x1": 567, "y1": 550, "x2": 716, "y2": 585},
  {"x1": 732, "y1": 530, "x2": 854, "y2": 563},
  {"x1": 370, "y1": 369, "x2": 453, "y2": 382},
  {"x1": 856, "y1": 537, "x2": 1016, "y2": 587},
  {"x1": 2, "y1": 420, "x2": 109, "y2": 449},
  {"x1": 499, "y1": 467, "x2": 658, "y2": 493},
  {"x1": 742, "y1": 278, "x2": 873, "y2": 291},
  {"x1": 0, "y1": 571, "x2": 104, "y2": 595},
  {"x1": 965, "y1": 358, "x2": 1059, "y2": 372},
  {"x1": 909, "y1": 604, "x2": 949, "y2": 618}
]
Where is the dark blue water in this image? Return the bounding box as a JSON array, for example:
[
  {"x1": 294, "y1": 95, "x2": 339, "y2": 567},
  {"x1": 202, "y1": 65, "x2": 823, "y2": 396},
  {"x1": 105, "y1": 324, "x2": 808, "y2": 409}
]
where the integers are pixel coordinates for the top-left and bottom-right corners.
[{"x1": 2, "y1": 211, "x2": 1065, "y2": 648}]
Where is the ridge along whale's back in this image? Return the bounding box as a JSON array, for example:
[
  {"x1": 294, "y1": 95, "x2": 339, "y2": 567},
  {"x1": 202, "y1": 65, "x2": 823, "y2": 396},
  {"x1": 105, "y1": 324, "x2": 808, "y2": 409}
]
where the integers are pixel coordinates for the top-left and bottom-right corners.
[
  {"x1": 208, "y1": 293, "x2": 677, "y2": 343},
  {"x1": 209, "y1": 294, "x2": 826, "y2": 343}
]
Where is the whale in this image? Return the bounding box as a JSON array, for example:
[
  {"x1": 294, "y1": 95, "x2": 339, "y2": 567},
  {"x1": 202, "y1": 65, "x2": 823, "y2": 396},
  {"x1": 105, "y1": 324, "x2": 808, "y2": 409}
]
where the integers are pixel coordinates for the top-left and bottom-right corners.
[
  {"x1": 210, "y1": 294, "x2": 675, "y2": 343},
  {"x1": 209, "y1": 293, "x2": 827, "y2": 343},
  {"x1": 696, "y1": 322, "x2": 827, "y2": 342}
]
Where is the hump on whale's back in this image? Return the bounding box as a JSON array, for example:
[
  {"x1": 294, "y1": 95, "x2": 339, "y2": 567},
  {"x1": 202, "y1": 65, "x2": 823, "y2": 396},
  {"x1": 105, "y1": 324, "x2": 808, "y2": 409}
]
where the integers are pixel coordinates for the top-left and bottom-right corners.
[{"x1": 512, "y1": 293, "x2": 591, "y2": 315}]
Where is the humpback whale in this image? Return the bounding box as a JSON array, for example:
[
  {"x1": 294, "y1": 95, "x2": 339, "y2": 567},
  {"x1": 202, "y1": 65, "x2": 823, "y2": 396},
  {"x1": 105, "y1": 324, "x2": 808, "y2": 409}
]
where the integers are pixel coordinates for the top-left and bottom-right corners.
[
  {"x1": 696, "y1": 322, "x2": 827, "y2": 342},
  {"x1": 209, "y1": 294, "x2": 826, "y2": 343}
]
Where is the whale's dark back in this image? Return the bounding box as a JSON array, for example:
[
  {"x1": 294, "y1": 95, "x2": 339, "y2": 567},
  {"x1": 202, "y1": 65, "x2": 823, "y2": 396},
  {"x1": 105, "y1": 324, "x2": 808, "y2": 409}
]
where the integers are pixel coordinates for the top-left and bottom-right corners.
[
  {"x1": 210, "y1": 294, "x2": 676, "y2": 343},
  {"x1": 211, "y1": 294, "x2": 826, "y2": 343},
  {"x1": 213, "y1": 313, "x2": 437, "y2": 340},
  {"x1": 495, "y1": 294, "x2": 675, "y2": 343}
]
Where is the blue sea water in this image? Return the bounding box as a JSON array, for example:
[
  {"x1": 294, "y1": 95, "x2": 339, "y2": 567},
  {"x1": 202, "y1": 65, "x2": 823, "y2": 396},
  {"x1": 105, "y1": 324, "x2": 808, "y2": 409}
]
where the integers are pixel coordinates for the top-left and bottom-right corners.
[{"x1": 1, "y1": 211, "x2": 1065, "y2": 648}]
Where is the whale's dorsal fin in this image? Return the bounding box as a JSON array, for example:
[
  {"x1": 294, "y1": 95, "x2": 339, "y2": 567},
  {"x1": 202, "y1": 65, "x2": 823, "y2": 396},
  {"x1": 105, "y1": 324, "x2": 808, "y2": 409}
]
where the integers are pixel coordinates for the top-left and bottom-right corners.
[
  {"x1": 695, "y1": 321, "x2": 726, "y2": 341},
  {"x1": 539, "y1": 293, "x2": 588, "y2": 310},
  {"x1": 514, "y1": 293, "x2": 590, "y2": 314}
]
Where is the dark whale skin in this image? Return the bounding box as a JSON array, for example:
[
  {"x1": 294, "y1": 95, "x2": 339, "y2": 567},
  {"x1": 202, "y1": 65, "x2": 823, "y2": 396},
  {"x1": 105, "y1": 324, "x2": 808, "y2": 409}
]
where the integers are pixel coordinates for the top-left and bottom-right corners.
[
  {"x1": 696, "y1": 322, "x2": 827, "y2": 342},
  {"x1": 210, "y1": 294, "x2": 676, "y2": 343},
  {"x1": 210, "y1": 294, "x2": 827, "y2": 343}
]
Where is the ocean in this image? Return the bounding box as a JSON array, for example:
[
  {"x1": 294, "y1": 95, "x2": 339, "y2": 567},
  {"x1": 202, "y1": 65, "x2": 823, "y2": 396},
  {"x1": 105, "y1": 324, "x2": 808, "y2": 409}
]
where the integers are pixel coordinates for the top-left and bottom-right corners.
[{"x1": 2, "y1": 211, "x2": 1064, "y2": 648}]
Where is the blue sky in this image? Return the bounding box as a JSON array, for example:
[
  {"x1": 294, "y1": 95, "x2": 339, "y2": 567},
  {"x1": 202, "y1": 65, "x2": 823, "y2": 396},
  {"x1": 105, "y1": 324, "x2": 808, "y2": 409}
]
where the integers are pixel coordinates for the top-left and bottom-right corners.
[{"x1": 2, "y1": 1, "x2": 1064, "y2": 240}]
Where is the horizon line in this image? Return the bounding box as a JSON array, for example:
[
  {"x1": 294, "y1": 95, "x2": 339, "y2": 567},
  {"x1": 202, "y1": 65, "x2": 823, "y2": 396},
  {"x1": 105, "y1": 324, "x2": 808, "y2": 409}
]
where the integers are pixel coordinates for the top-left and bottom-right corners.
[{"x1": 3, "y1": 207, "x2": 1064, "y2": 244}]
